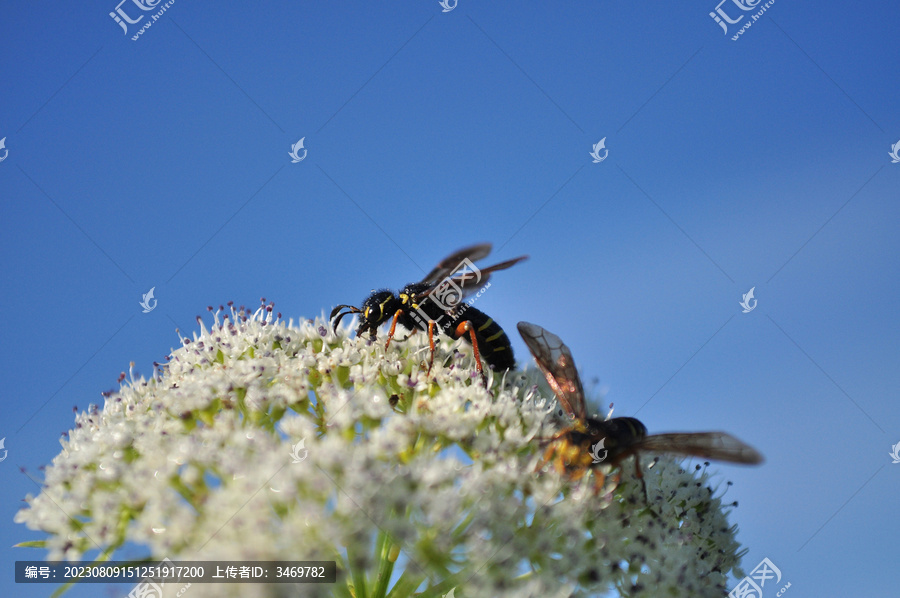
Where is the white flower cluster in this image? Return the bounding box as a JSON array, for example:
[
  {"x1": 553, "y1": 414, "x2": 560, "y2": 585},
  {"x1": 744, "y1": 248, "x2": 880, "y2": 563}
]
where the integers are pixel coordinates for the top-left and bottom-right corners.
[{"x1": 17, "y1": 302, "x2": 749, "y2": 597}]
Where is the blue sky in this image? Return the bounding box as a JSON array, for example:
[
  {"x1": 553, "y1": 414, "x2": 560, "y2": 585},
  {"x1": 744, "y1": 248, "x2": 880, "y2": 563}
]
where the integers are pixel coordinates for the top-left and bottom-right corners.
[{"x1": 2, "y1": 1, "x2": 899, "y2": 596}]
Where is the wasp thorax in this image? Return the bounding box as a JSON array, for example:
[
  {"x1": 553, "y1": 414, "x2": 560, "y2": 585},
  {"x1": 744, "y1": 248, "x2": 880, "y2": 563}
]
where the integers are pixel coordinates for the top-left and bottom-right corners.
[{"x1": 400, "y1": 282, "x2": 431, "y2": 304}]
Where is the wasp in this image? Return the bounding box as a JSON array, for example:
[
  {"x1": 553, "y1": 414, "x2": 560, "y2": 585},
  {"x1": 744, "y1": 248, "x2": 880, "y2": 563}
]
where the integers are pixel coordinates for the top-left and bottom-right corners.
[
  {"x1": 330, "y1": 244, "x2": 527, "y2": 383},
  {"x1": 517, "y1": 321, "x2": 763, "y2": 495}
]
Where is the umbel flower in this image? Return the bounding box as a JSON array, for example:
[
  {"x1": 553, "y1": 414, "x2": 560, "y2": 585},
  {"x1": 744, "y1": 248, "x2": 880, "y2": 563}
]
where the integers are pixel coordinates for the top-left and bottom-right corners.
[{"x1": 17, "y1": 301, "x2": 750, "y2": 598}]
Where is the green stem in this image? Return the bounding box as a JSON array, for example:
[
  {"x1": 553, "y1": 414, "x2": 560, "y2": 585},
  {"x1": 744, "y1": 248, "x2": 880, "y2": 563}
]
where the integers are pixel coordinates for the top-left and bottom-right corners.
[
  {"x1": 450, "y1": 510, "x2": 476, "y2": 542},
  {"x1": 50, "y1": 549, "x2": 118, "y2": 598},
  {"x1": 371, "y1": 534, "x2": 399, "y2": 598},
  {"x1": 385, "y1": 567, "x2": 426, "y2": 598},
  {"x1": 347, "y1": 545, "x2": 368, "y2": 598}
]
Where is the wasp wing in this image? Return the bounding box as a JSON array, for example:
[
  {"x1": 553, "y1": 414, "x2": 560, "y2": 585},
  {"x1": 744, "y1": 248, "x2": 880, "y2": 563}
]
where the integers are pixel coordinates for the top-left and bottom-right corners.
[
  {"x1": 636, "y1": 432, "x2": 763, "y2": 465},
  {"x1": 422, "y1": 254, "x2": 528, "y2": 302},
  {"x1": 517, "y1": 322, "x2": 587, "y2": 421},
  {"x1": 420, "y1": 243, "x2": 493, "y2": 286},
  {"x1": 452, "y1": 255, "x2": 527, "y2": 293}
]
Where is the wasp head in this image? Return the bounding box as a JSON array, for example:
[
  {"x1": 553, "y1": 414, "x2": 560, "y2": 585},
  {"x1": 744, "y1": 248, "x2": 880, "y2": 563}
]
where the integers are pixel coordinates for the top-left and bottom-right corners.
[
  {"x1": 331, "y1": 290, "x2": 396, "y2": 337},
  {"x1": 348, "y1": 290, "x2": 400, "y2": 337}
]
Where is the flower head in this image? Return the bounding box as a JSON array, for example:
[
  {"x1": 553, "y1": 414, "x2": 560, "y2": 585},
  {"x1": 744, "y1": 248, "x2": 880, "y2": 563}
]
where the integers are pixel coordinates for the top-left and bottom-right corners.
[{"x1": 17, "y1": 301, "x2": 750, "y2": 597}]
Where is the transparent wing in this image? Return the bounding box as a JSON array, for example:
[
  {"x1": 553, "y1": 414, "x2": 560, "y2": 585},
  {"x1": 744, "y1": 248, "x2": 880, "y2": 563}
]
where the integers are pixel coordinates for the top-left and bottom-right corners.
[
  {"x1": 636, "y1": 432, "x2": 764, "y2": 465},
  {"x1": 453, "y1": 255, "x2": 527, "y2": 292},
  {"x1": 516, "y1": 322, "x2": 587, "y2": 421},
  {"x1": 424, "y1": 255, "x2": 528, "y2": 301},
  {"x1": 420, "y1": 243, "x2": 493, "y2": 285}
]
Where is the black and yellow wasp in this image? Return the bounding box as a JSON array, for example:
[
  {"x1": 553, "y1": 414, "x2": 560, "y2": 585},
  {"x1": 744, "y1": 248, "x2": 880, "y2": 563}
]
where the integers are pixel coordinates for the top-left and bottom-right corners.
[
  {"x1": 517, "y1": 321, "x2": 763, "y2": 493},
  {"x1": 331, "y1": 244, "x2": 527, "y2": 382}
]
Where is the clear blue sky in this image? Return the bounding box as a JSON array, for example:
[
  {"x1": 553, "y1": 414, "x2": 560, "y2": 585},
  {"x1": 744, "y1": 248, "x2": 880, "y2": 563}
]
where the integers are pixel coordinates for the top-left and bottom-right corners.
[{"x1": 2, "y1": 1, "x2": 898, "y2": 596}]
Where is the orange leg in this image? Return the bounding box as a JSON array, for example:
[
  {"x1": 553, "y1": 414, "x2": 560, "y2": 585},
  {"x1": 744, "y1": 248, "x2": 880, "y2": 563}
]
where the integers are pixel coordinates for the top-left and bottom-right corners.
[
  {"x1": 536, "y1": 443, "x2": 564, "y2": 475},
  {"x1": 591, "y1": 469, "x2": 609, "y2": 495},
  {"x1": 383, "y1": 309, "x2": 405, "y2": 350},
  {"x1": 569, "y1": 465, "x2": 589, "y2": 483},
  {"x1": 454, "y1": 320, "x2": 486, "y2": 386},
  {"x1": 426, "y1": 320, "x2": 437, "y2": 374},
  {"x1": 608, "y1": 470, "x2": 621, "y2": 494},
  {"x1": 536, "y1": 444, "x2": 553, "y2": 472},
  {"x1": 535, "y1": 429, "x2": 578, "y2": 474}
]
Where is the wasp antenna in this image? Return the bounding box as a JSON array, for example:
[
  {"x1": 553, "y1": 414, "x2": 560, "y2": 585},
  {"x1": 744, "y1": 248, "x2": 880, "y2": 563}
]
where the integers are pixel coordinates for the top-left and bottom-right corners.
[
  {"x1": 329, "y1": 304, "x2": 355, "y2": 321},
  {"x1": 330, "y1": 306, "x2": 360, "y2": 330}
]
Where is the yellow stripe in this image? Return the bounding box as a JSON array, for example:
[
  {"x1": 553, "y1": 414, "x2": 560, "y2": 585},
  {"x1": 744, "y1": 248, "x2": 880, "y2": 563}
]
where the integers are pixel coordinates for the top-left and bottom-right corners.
[
  {"x1": 492, "y1": 346, "x2": 507, "y2": 353},
  {"x1": 485, "y1": 331, "x2": 504, "y2": 342},
  {"x1": 477, "y1": 319, "x2": 494, "y2": 332}
]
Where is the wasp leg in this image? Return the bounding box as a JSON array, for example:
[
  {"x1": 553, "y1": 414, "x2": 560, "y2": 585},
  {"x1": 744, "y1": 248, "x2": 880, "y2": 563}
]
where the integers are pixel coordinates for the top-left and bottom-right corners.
[
  {"x1": 535, "y1": 442, "x2": 561, "y2": 475},
  {"x1": 536, "y1": 443, "x2": 552, "y2": 472},
  {"x1": 591, "y1": 468, "x2": 608, "y2": 495},
  {"x1": 569, "y1": 464, "x2": 589, "y2": 483},
  {"x1": 454, "y1": 320, "x2": 487, "y2": 386},
  {"x1": 383, "y1": 309, "x2": 406, "y2": 350},
  {"x1": 552, "y1": 448, "x2": 568, "y2": 477},
  {"x1": 633, "y1": 454, "x2": 649, "y2": 504},
  {"x1": 426, "y1": 320, "x2": 437, "y2": 375},
  {"x1": 608, "y1": 470, "x2": 621, "y2": 495},
  {"x1": 630, "y1": 455, "x2": 661, "y2": 519},
  {"x1": 533, "y1": 427, "x2": 575, "y2": 472}
]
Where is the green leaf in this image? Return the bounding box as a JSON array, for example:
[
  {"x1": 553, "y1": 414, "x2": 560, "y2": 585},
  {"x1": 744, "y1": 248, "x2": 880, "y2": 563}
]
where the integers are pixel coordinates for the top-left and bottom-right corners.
[{"x1": 13, "y1": 540, "x2": 46, "y2": 548}]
